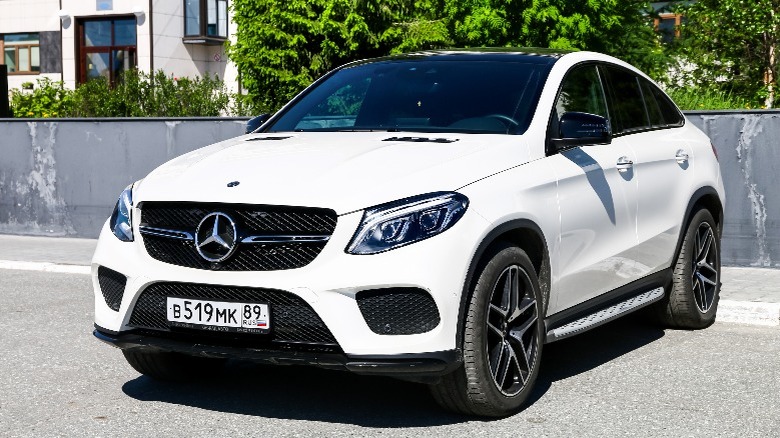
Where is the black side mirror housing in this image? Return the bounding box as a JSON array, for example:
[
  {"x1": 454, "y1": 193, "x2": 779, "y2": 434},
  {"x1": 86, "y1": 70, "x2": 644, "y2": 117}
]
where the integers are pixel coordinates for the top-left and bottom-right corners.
[
  {"x1": 551, "y1": 112, "x2": 612, "y2": 150},
  {"x1": 245, "y1": 114, "x2": 271, "y2": 134}
]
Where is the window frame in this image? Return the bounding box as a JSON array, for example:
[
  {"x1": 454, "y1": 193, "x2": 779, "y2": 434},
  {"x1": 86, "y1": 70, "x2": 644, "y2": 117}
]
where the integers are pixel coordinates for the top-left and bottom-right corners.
[
  {"x1": 76, "y1": 16, "x2": 138, "y2": 85},
  {"x1": 599, "y1": 63, "x2": 685, "y2": 137},
  {"x1": 183, "y1": 0, "x2": 229, "y2": 45},
  {"x1": 0, "y1": 33, "x2": 41, "y2": 75}
]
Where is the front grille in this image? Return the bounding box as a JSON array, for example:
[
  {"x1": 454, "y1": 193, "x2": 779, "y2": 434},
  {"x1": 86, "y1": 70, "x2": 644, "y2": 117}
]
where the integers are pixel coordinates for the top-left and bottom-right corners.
[
  {"x1": 129, "y1": 282, "x2": 339, "y2": 348},
  {"x1": 98, "y1": 266, "x2": 127, "y2": 311},
  {"x1": 356, "y1": 288, "x2": 440, "y2": 335},
  {"x1": 139, "y1": 202, "x2": 337, "y2": 271}
]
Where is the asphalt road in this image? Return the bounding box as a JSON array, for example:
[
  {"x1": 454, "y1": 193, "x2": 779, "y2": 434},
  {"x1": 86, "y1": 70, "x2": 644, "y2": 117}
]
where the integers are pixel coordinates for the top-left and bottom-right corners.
[{"x1": 1, "y1": 269, "x2": 778, "y2": 437}]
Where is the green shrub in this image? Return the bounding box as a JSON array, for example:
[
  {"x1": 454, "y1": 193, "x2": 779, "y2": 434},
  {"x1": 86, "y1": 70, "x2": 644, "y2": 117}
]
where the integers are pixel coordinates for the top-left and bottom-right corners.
[
  {"x1": 666, "y1": 87, "x2": 753, "y2": 111},
  {"x1": 10, "y1": 69, "x2": 236, "y2": 118},
  {"x1": 10, "y1": 78, "x2": 73, "y2": 118}
]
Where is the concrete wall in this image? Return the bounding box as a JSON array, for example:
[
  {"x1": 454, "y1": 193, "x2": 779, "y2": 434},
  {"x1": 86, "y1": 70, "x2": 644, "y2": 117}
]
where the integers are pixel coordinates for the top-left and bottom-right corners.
[
  {"x1": 0, "y1": 113, "x2": 777, "y2": 268},
  {"x1": 0, "y1": 118, "x2": 246, "y2": 237},
  {"x1": 687, "y1": 112, "x2": 780, "y2": 268}
]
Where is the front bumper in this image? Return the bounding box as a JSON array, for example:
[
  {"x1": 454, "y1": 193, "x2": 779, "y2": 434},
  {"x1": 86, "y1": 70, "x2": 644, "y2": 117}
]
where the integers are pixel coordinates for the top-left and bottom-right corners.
[
  {"x1": 93, "y1": 206, "x2": 490, "y2": 356},
  {"x1": 94, "y1": 326, "x2": 461, "y2": 379}
]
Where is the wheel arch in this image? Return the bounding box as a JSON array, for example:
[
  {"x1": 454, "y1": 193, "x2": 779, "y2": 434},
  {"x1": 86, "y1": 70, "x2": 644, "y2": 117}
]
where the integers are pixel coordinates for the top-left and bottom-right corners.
[
  {"x1": 673, "y1": 186, "x2": 724, "y2": 266},
  {"x1": 455, "y1": 219, "x2": 551, "y2": 348}
]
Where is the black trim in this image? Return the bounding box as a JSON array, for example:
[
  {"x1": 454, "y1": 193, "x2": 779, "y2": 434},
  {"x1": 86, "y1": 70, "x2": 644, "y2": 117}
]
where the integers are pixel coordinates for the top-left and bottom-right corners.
[
  {"x1": 674, "y1": 186, "x2": 724, "y2": 262},
  {"x1": 457, "y1": 219, "x2": 550, "y2": 348},
  {"x1": 93, "y1": 328, "x2": 460, "y2": 378},
  {"x1": 544, "y1": 268, "x2": 672, "y2": 336}
]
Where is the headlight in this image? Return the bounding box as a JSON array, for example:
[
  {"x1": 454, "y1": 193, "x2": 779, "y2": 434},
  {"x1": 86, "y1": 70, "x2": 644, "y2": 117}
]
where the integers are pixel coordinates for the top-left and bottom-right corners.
[
  {"x1": 347, "y1": 192, "x2": 468, "y2": 255},
  {"x1": 109, "y1": 185, "x2": 134, "y2": 242}
]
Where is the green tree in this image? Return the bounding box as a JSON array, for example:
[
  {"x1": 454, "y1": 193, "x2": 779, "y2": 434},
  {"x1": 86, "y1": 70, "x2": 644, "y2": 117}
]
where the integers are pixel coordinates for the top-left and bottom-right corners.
[
  {"x1": 229, "y1": 0, "x2": 665, "y2": 112},
  {"x1": 674, "y1": 0, "x2": 780, "y2": 108}
]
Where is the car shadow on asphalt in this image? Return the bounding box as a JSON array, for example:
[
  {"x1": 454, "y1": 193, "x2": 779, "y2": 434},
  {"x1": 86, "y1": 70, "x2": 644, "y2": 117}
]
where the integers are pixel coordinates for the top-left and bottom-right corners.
[{"x1": 121, "y1": 312, "x2": 665, "y2": 427}]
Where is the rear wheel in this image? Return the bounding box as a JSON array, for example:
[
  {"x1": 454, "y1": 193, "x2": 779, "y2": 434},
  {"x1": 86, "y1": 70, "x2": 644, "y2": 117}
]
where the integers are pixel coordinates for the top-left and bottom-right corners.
[
  {"x1": 122, "y1": 349, "x2": 225, "y2": 381},
  {"x1": 430, "y1": 244, "x2": 544, "y2": 417},
  {"x1": 656, "y1": 209, "x2": 721, "y2": 328}
]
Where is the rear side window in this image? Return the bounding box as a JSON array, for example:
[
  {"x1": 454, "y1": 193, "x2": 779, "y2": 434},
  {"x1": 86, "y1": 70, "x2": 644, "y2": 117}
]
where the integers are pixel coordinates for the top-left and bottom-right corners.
[
  {"x1": 602, "y1": 64, "x2": 684, "y2": 135},
  {"x1": 646, "y1": 81, "x2": 684, "y2": 127}
]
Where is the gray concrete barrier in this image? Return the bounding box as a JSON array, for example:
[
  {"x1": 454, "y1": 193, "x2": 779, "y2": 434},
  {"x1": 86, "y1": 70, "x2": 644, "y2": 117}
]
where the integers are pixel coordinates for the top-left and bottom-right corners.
[
  {"x1": 0, "y1": 113, "x2": 777, "y2": 267},
  {"x1": 0, "y1": 118, "x2": 247, "y2": 238}
]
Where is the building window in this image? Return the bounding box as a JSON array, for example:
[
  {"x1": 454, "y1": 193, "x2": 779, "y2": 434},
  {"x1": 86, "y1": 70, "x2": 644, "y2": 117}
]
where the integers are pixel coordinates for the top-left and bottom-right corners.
[
  {"x1": 655, "y1": 13, "x2": 684, "y2": 44},
  {"x1": 77, "y1": 17, "x2": 137, "y2": 84},
  {"x1": 1, "y1": 33, "x2": 40, "y2": 74},
  {"x1": 184, "y1": 0, "x2": 228, "y2": 45}
]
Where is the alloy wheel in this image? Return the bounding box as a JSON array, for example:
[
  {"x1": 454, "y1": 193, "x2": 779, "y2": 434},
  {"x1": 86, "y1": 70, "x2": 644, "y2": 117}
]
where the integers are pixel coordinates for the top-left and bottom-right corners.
[
  {"x1": 486, "y1": 265, "x2": 539, "y2": 396},
  {"x1": 692, "y1": 222, "x2": 719, "y2": 313}
]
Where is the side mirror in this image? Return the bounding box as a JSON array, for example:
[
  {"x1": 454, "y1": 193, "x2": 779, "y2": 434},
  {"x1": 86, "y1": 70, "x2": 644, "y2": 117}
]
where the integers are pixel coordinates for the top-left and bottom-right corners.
[
  {"x1": 245, "y1": 114, "x2": 271, "y2": 134},
  {"x1": 551, "y1": 112, "x2": 612, "y2": 150}
]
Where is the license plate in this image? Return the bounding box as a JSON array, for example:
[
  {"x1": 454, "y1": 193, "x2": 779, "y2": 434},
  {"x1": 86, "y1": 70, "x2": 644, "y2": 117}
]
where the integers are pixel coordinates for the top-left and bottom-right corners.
[{"x1": 166, "y1": 297, "x2": 270, "y2": 334}]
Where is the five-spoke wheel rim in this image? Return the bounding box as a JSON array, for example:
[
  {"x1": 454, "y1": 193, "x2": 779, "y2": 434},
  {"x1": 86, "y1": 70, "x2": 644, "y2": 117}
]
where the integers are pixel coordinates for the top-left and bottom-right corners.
[
  {"x1": 692, "y1": 222, "x2": 719, "y2": 313},
  {"x1": 485, "y1": 265, "x2": 539, "y2": 396}
]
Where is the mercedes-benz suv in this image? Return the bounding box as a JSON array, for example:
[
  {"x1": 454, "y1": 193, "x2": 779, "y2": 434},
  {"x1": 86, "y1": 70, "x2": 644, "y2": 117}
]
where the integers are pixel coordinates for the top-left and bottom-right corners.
[{"x1": 92, "y1": 49, "x2": 724, "y2": 417}]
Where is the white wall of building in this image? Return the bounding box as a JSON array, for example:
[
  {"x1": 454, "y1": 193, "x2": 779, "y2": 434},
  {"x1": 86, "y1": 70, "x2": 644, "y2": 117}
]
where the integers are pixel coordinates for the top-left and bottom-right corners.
[{"x1": 2, "y1": 0, "x2": 239, "y2": 93}]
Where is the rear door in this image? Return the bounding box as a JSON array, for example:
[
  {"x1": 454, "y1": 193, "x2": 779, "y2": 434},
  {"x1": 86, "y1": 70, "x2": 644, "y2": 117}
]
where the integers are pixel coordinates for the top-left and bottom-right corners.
[{"x1": 601, "y1": 65, "x2": 692, "y2": 277}]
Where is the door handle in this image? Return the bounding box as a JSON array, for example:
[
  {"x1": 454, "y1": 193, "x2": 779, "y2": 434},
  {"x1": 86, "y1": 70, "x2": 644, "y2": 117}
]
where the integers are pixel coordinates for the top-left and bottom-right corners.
[
  {"x1": 675, "y1": 149, "x2": 689, "y2": 164},
  {"x1": 616, "y1": 156, "x2": 633, "y2": 172}
]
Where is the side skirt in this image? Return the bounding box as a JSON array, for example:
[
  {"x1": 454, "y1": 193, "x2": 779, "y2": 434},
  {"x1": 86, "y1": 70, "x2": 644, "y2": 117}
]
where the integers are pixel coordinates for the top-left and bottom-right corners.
[{"x1": 544, "y1": 269, "x2": 671, "y2": 343}]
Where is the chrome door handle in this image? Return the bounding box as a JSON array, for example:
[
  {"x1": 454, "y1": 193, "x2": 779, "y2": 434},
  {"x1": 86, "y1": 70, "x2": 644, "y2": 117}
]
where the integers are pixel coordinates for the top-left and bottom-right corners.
[
  {"x1": 616, "y1": 156, "x2": 633, "y2": 172},
  {"x1": 675, "y1": 149, "x2": 689, "y2": 164}
]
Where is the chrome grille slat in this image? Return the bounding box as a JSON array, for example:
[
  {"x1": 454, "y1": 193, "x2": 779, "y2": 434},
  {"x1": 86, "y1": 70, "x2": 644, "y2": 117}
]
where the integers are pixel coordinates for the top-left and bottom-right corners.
[{"x1": 139, "y1": 202, "x2": 337, "y2": 271}]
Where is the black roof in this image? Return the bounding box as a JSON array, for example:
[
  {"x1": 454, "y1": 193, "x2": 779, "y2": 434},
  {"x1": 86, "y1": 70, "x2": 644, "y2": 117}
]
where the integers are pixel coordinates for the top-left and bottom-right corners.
[{"x1": 345, "y1": 47, "x2": 570, "y2": 68}]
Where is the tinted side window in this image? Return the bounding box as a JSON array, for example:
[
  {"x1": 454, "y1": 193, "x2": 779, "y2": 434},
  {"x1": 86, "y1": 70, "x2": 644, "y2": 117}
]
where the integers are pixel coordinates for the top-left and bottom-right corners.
[
  {"x1": 640, "y1": 79, "x2": 664, "y2": 127},
  {"x1": 603, "y1": 66, "x2": 648, "y2": 134},
  {"x1": 554, "y1": 64, "x2": 608, "y2": 120},
  {"x1": 648, "y1": 83, "x2": 685, "y2": 126}
]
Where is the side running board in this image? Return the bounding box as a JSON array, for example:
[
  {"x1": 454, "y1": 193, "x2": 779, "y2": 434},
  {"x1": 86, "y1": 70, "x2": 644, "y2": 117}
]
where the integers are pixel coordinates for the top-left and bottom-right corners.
[{"x1": 546, "y1": 287, "x2": 665, "y2": 343}]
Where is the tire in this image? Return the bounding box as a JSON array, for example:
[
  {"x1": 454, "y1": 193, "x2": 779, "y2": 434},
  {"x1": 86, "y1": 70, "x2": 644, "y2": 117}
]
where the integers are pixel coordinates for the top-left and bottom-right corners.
[
  {"x1": 656, "y1": 209, "x2": 721, "y2": 329},
  {"x1": 430, "y1": 244, "x2": 544, "y2": 417},
  {"x1": 122, "y1": 349, "x2": 226, "y2": 381}
]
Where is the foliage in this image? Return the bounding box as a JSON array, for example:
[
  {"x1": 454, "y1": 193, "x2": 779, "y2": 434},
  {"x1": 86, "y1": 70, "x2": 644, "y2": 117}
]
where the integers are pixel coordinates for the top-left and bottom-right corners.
[
  {"x1": 229, "y1": 0, "x2": 667, "y2": 112},
  {"x1": 666, "y1": 87, "x2": 752, "y2": 110},
  {"x1": 670, "y1": 0, "x2": 780, "y2": 108},
  {"x1": 9, "y1": 78, "x2": 72, "y2": 118},
  {"x1": 9, "y1": 70, "x2": 232, "y2": 118}
]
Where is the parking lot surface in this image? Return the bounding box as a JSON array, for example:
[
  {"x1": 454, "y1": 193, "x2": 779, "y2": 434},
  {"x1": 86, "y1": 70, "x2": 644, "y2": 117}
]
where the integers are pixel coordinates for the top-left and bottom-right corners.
[{"x1": 0, "y1": 268, "x2": 778, "y2": 437}]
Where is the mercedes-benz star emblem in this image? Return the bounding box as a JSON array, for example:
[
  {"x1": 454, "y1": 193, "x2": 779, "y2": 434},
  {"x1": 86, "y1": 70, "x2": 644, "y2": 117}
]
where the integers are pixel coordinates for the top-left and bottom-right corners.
[{"x1": 195, "y1": 212, "x2": 238, "y2": 263}]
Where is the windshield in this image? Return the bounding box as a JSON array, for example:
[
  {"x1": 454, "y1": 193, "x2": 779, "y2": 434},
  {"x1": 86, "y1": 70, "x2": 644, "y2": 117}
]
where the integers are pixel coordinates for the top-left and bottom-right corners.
[{"x1": 266, "y1": 59, "x2": 550, "y2": 135}]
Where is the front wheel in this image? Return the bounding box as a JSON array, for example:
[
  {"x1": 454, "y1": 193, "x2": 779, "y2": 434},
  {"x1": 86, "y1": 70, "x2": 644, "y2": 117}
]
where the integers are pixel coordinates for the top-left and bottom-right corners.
[{"x1": 430, "y1": 244, "x2": 544, "y2": 417}]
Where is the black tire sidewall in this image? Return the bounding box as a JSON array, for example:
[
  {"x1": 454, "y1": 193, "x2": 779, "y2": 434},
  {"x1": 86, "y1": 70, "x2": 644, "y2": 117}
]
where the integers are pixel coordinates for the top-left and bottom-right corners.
[
  {"x1": 463, "y1": 244, "x2": 544, "y2": 415},
  {"x1": 673, "y1": 209, "x2": 721, "y2": 326}
]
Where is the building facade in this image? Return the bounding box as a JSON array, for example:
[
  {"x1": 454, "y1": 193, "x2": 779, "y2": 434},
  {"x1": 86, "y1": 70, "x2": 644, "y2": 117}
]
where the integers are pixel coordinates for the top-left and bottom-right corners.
[{"x1": 0, "y1": 0, "x2": 239, "y2": 92}]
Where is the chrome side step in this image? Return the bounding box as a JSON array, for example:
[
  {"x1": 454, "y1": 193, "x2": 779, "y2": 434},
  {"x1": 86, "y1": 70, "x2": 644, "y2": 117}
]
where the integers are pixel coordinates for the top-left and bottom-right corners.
[{"x1": 546, "y1": 287, "x2": 665, "y2": 343}]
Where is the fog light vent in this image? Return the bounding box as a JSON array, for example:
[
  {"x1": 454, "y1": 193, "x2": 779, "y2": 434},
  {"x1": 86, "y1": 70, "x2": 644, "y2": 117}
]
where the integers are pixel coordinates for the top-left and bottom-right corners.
[
  {"x1": 356, "y1": 288, "x2": 440, "y2": 335},
  {"x1": 98, "y1": 266, "x2": 127, "y2": 311}
]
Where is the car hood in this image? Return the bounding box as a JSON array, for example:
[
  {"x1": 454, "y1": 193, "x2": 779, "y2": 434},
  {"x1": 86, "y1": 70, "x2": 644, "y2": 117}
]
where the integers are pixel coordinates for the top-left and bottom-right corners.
[{"x1": 135, "y1": 131, "x2": 533, "y2": 214}]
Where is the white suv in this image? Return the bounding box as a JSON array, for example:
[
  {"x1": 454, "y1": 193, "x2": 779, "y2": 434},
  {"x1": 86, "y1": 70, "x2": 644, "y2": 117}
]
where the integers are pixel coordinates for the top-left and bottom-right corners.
[{"x1": 92, "y1": 49, "x2": 724, "y2": 417}]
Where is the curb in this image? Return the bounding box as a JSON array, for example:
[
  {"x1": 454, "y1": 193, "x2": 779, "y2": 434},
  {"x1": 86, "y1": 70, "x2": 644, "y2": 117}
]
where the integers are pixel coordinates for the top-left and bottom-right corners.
[
  {"x1": 717, "y1": 299, "x2": 780, "y2": 327},
  {"x1": 0, "y1": 260, "x2": 91, "y2": 275}
]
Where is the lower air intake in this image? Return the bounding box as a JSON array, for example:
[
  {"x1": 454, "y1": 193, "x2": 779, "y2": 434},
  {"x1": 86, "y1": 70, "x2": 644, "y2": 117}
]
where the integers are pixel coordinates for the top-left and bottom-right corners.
[
  {"x1": 356, "y1": 288, "x2": 440, "y2": 335},
  {"x1": 98, "y1": 266, "x2": 127, "y2": 311}
]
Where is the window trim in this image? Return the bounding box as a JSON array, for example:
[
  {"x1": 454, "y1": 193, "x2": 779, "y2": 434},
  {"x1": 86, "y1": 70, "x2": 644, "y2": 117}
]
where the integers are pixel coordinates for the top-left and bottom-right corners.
[
  {"x1": 183, "y1": 0, "x2": 228, "y2": 45},
  {"x1": 1, "y1": 33, "x2": 41, "y2": 75},
  {"x1": 76, "y1": 16, "x2": 138, "y2": 85},
  {"x1": 599, "y1": 63, "x2": 685, "y2": 138}
]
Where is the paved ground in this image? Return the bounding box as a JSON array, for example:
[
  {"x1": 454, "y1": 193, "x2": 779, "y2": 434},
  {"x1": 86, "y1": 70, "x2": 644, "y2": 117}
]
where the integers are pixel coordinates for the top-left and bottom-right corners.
[
  {"x1": 1, "y1": 234, "x2": 778, "y2": 324},
  {"x1": 0, "y1": 268, "x2": 778, "y2": 437}
]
